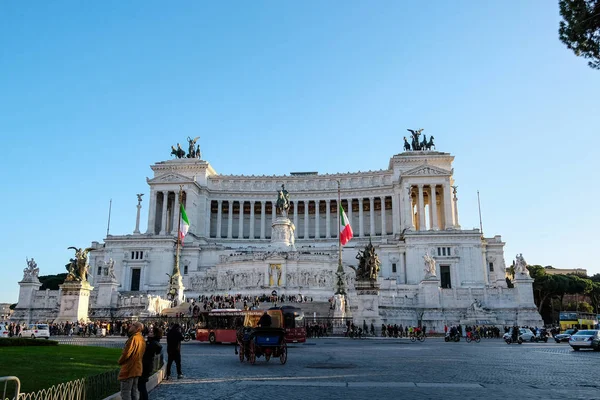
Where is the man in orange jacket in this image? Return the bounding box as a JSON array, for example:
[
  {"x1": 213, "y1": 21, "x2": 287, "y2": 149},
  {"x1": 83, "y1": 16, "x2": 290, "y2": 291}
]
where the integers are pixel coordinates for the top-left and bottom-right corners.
[{"x1": 118, "y1": 322, "x2": 146, "y2": 400}]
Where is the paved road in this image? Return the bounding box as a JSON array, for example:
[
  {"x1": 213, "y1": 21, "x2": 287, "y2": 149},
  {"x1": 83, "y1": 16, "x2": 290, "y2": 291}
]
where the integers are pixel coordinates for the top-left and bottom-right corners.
[{"x1": 149, "y1": 337, "x2": 600, "y2": 400}]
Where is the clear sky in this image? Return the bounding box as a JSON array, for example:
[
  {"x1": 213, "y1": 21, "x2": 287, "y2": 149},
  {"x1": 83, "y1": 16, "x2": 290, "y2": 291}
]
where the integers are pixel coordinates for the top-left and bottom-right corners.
[{"x1": 1, "y1": 1, "x2": 598, "y2": 303}]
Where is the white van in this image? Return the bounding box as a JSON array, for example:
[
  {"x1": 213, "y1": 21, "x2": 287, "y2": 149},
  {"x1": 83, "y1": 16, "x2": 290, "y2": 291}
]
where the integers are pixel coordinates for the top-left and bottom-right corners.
[{"x1": 20, "y1": 324, "x2": 50, "y2": 339}]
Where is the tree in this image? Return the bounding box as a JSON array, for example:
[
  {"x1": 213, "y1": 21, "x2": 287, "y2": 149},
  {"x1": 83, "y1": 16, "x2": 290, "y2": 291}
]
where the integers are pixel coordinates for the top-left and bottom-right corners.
[
  {"x1": 559, "y1": 0, "x2": 600, "y2": 69},
  {"x1": 39, "y1": 273, "x2": 68, "y2": 290}
]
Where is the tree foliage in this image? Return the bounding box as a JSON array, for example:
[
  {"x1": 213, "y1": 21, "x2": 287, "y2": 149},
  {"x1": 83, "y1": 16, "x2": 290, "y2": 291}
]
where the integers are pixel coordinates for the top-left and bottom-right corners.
[
  {"x1": 39, "y1": 273, "x2": 68, "y2": 290},
  {"x1": 527, "y1": 265, "x2": 599, "y2": 320},
  {"x1": 559, "y1": 0, "x2": 600, "y2": 69}
]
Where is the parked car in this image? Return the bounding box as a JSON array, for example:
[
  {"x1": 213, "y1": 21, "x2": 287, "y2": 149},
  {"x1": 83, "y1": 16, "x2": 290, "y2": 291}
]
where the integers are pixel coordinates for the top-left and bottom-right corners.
[
  {"x1": 554, "y1": 328, "x2": 577, "y2": 343},
  {"x1": 503, "y1": 328, "x2": 535, "y2": 342},
  {"x1": 19, "y1": 324, "x2": 50, "y2": 339},
  {"x1": 1, "y1": 324, "x2": 9, "y2": 338},
  {"x1": 569, "y1": 330, "x2": 600, "y2": 351}
]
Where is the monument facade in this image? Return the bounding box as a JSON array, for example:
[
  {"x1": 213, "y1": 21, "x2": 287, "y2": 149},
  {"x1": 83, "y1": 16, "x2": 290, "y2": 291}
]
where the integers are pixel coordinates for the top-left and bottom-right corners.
[{"x1": 13, "y1": 131, "x2": 543, "y2": 329}]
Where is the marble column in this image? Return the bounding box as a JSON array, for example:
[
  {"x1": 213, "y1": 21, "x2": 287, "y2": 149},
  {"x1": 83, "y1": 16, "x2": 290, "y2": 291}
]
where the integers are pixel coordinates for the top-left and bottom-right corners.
[
  {"x1": 443, "y1": 182, "x2": 453, "y2": 229},
  {"x1": 369, "y1": 197, "x2": 375, "y2": 236},
  {"x1": 392, "y1": 192, "x2": 399, "y2": 234},
  {"x1": 418, "y1": 184, "x2": 426, "y2": 231},
  {"x1": 249, "y1": 201, "x2": 255, "y2": 239},
  {"x1": 325, "y1": 200, "x2": 331, "y2": 239},
  {"x1": 260, "y1": 201, "x2": 266, "y2": 239},
  {"x1": 347, "y1": 198, "x2": 353, "y2": 231},
  {"x1": 380, "y1": 196, "x2": 386, "y2": 236},
  {"x1": 171, "y1": 191, "x2": 179, "y2": 235},
  {"x1": 315, "y1": 200, "x2": 320, "y2": 239},
  {"x1": 271, "y1": 201, "x2": 276, "y2": 222},
  {"x1": 430, "y1": 185, "x2": 439, "y2": 230},
  {"x1": 216, "y1": 200, "x2": 223, "y2": 238},
  {"x1": 293, "y1": 201, "x2": 298, "y2": 238},
  {"x1": 359, "y1": 198, "x2": 364, "y2": 237},
  {"x1": 238, "y1": 201, "x2": 244, "y2": 238},
  {"x1": 405, "y1": 185, "x2": 414, "y2": 230},
  {"x1": 145, "y1": 190, "x2": 156, "y2": 234},
  {"x1": 304, "y1": 200, "x2": 309, "y2": 239},
  {"x1": 159, "y1": 191, "x2": 169, "y2": 235},
  {"x1": 134, "y1": 196, "x2": 142, "y2": 234},
  {"x1": 227, "y1": 200, "x2": 233, "y2": 239},
  {"x1": 452, "y1": 186, "x2": 460, "y2": 228}
]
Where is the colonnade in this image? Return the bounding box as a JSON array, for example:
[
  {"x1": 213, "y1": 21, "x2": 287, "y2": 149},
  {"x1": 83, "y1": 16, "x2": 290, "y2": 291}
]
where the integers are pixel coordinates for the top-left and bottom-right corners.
[
  {"x1": 405, "y1": 183, "x2": 457, "y2": 231},
  {"x1": 209, "y1": 197, "x2": 393, "y2": 240},
  {"x1": 145, "y1": 190, "x2": 186, "y2": 235},
  {"x1": 144, "y1": 182, "x2": 459, "y2": 238}
]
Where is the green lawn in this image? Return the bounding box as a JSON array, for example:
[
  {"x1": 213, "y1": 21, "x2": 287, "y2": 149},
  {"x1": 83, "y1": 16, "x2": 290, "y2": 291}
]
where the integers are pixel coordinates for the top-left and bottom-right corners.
[{"x1": 0, "y1": 345, "x2": 122, "y2": 393}]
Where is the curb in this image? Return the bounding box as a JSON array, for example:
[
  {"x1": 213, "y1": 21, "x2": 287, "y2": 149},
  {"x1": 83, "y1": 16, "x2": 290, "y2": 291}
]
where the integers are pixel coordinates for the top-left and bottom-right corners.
[{"x1": 102, "y1": 364, "x2": 166, "y2": 400}]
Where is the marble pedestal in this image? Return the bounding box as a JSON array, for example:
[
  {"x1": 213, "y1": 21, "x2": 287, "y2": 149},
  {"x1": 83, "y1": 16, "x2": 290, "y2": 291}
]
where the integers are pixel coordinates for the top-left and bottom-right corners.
[
  {"x1": 95, "y1": 278, "x2": 119, "y2": 308},
  {"x1": 12, "y1": 278, "x2": 43, "y2": 324},
  {"x1": 353, "y1": 280, "x2": 381, "y2": 327},
  {"x1": 54, "y1": 281, "x2": 94, "y2": 323},
  {"x1": 167, "y1": 272, "x2": 185, "y2": 307},
  {"x1": 271, "y1": 216, "x2": 295, "y2": 250},
  {"x1": 419, "y1": 278, "x2": 441, "y2": 308},
  {"x1": 332, "y1": 294, "x2": 348, "y2": 335}
]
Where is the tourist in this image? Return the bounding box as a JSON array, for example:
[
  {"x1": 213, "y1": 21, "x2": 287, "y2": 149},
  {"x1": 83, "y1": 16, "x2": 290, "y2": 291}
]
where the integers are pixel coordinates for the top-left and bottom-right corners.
[
  {"x1": 166, "y1": 323, "x2": 185, "y2": 380},
  {"x1": 258, "y1": 311, "x2": 272, "y2": 328},
  {"x1": 118, "y1": 321, "x2": 146, "y2": 400},
  {"x1": 138, "y1": 327, "x2": 163, "y2": 400}
]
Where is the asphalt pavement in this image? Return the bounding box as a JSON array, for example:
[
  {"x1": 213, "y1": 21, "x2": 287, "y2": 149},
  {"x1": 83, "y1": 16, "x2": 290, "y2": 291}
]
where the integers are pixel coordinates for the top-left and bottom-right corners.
[{"x1": 148, "y1": 336, "x2": 600, "y2": 400}]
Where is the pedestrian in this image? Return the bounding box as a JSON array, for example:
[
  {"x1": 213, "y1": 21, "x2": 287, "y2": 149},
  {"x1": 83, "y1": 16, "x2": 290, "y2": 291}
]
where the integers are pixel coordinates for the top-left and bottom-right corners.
[
  {"x1": 118, "y1": 321, "x2": 146, "y2": 400},
  {"x1": 166, "y1": 323, "x2": 185, "y2": 380},
  {"x1": 138, "y1": 327, "x2": 163, "y2": 400}
]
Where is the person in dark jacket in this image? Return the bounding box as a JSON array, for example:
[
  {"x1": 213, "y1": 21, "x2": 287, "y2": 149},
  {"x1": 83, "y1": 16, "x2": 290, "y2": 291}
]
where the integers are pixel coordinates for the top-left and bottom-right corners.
[
  {"x1": 257, "y1": 312, "x2": 272, "y2": 327},
  {"x1": 166, "y1": 323, "x2": 185, "y2": 380},
  {"x1": 137, "y1": 327, "x2": 163, "y2": 400}
]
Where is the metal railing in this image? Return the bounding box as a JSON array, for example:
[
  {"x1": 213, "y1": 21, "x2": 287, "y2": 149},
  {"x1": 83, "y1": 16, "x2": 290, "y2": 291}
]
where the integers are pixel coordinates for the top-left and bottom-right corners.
[
  {"x1": 1, "y1": 376, "x2": 20, "y2": 400},
  {"x1": 4, "y1": 351, "x2": 162, "y2": 400}
]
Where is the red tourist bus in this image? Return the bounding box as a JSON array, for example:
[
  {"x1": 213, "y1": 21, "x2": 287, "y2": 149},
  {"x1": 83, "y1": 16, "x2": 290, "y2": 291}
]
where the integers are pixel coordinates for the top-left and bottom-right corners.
[
  {"x1": 195, "y1": 307, "x2": 306, "y2": 344},
  {"x1": 195, "y1": 309, "x2": 245, "y2": 344}
]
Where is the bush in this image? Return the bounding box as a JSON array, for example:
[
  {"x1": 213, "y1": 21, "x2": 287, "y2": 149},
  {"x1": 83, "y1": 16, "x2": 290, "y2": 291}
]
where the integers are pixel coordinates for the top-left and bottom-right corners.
[{"x1": 0, "y1": 338, "x2": 59, "y2": 347}]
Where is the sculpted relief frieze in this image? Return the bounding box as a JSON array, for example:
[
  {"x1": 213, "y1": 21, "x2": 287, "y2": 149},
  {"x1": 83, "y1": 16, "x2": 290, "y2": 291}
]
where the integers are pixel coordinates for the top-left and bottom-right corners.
[{"x1": 207, "y1": 172, "x2": 394, "y2": 194}]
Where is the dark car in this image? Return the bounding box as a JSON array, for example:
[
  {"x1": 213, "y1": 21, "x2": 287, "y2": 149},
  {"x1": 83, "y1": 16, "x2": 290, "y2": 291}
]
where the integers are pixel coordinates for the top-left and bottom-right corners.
[{"x1": 554, "y1": 328, "x2": 577, "y2": 343}]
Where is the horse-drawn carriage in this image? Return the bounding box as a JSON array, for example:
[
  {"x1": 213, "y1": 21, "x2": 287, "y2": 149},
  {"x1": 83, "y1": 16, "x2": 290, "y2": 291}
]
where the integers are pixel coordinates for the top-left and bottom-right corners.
[{"x1": 236, "y1": 309, "x2": 288, "y2": 365}]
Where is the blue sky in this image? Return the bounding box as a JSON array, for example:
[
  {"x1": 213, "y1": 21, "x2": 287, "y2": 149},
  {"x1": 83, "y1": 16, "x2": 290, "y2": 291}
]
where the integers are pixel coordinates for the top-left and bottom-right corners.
[{"x1": 1, "y1": 1, "x2": 598, "y2": 303}]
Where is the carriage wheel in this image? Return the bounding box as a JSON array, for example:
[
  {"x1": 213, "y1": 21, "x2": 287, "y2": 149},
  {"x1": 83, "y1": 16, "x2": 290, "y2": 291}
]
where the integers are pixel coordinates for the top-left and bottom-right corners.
[
  {"x1": 249, "y1": 340, "x2": 256, "y2": 365},
  {"x1": 280, "y1": 342, "x2": 288, "y2": 365},
  {"x1": 238, "y1": 341, "x2": 245, "y2": 363}
]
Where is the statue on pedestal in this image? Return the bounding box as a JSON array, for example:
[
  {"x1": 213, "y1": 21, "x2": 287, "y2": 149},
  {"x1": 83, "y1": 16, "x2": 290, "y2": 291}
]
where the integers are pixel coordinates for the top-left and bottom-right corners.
[
  {"x1": 275, "y1": 184, "x2": 290, "y2": 217},
  {"x1": 103, "y1": 258, "x2": 116, "y2": 280},
  {"x1": 170, "y1": 143, "x2": 185, "y2": 159},
  {"x1": 65, "y1": 247, "x2": 94, "y2": 283},
  {"x1": 23, "y1": 257, "x2": 40, "y2": 280},
  {"x1": 186, "y1": 136, "x2": 201, "y2": 159},
  {"x1": 351, "y1": 240, "x2": 380, "y2": 281},
  {"x1": 514, "y1": 253, "x2": 530, "y2": 277},
  {"x1": 423, "y1": 253, "x2": 437, "y2": 279}
]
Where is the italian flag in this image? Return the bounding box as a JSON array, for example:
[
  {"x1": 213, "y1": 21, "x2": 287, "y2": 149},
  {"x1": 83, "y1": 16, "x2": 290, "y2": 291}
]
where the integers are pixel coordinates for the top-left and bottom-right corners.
[
  {"x1": 339, "y1": 204, "x2": 353, "y2": 246},
  {"x1": 179, "y1": 204, "x2": 189, "y2": 244}
]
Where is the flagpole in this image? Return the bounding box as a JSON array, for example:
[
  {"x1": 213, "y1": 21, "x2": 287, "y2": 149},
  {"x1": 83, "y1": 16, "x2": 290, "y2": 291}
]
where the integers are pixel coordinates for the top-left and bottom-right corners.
[
  {"x1": 175, "y1": 184, "x2": 183, "y2": 277},
  {"x1": 335, "y1": 180, "x2": 345, "y2": 295},
  {"x1": 337, "y1": 180, "x2": 342, "y2": 270},
  {"x1": 106, "y1": 199, "x2": 112, "y2": 237}
]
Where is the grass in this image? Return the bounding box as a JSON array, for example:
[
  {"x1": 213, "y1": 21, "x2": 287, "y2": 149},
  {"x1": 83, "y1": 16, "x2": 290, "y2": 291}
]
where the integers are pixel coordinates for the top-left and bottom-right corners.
[{"x1": 0, "y1": 345, "x2": 122, "y2": 393}]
